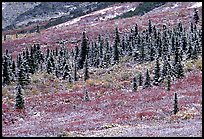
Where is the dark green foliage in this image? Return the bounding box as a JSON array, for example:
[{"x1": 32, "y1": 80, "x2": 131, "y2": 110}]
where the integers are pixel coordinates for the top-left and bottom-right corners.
[
  {"x1": 143, "y1": 69, "x2": 151, "y2": 89},
  {"x1": 17, "y1": 60, "x2": 31, "y2": 87},
  {"x1": 133, "y1": 77, "x2": 137, "y2": 91},
  {"x1": 113, "y1": 27, "x2": 120, "y2": 64},
  {"x1": 63, "y1": 63, "x2": 72, "y2": 83},
  {"x1": 47, "y1": 58, "x2": 53, "y2": 74},
  {"x1": 78, "y1": 32, "x2": 88, "y2": 69},
  {"x1": 15, "y1": 84, "x2": 25, "y2": 109},
  {"x1": 173, "y1": 92, "x2": 179, "y2": 114},
  {"x1": 173, "y1": 42, "x2": 184, "y2": 78},
  {"x1": 138, "y1": 73, "x2": 143, "y2": 86},
  {"x1": 84, "y1": 57, "x2": 89, "y2": 81},
  {"x1": 167, "y1": 74, "x2": 171, "y2": 91},
  {"x1": 74, "y1": 62, "x2": 78, "y2": 81},
  {"x1": 193, "y1": 8, "x2": 199, "y2": 24},
  {"x1": 2, "y1": 52, "x2": 12, "y2": 85},
  {"x1": 148, "y1": 20, "x2": 152, "y2": 34},
  {"x1": 153, "y1": 58, "x2": 160, "y2": 86}
]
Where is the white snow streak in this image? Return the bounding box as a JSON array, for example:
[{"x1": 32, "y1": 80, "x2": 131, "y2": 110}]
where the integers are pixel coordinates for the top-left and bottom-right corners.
[
  {"x1": 171, "y1": 3, "x2": 178, "y2": 9},
  {"x1": 189, "y1": 2, "x2": 202, "y2": 9}
]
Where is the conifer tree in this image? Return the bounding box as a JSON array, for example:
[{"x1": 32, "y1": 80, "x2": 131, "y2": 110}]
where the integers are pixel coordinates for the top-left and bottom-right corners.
[
  {"x1": 84, "y1": 57, "x2": 89, "y2": 81},
  {"x1": 143, "y1": 69, "x2": 151, "y2": 89},
  {"x1": 11, "y1": 60, "x2": 16, "y2": 79},
  {"x1": 173, "y1": 92, "x2": 179, "y2": 114},
  {"x1": 15, "y1": 84, "x2": 25, "y2": 109},
  {"x1": 113, "y1": 27, "x2": 120, "y2": 64},
  {"x1": 74, "y1": 62, "x2": 78, "y2": 81},
  {"x1": 138, "y1": 72, "x2": 143, "y2": 86},
  {"x1": 78, "y1": 32, "x2": 88, "y2": 69},
  {"x1": 186, "y1": 41, "x2": 193, "y2": 60},
  {"x1": 47, "y1": 59, "x2": 53, "y2": 74},
  {"x1": 153, "y1": 58, "x2": 160, "y2": 86},
  {"x1": 63, "y1": 63, "x2": 72, "y2": 83},
  {"x1": 17, "y1": 60, "x2": 31, "y2": 87},
  {"x1": 148, "y1": 20, "x2": 152, "y2": 34},
  {"x1": 193, "y1": 8, "x2": 199, "y2": 24},
  {"x1": 133, "y1": 77, "x2": 137, "y2": 91},
  {"x1": 2, "y1": 53, "x2": 12, "y2": 85},
  {"x1": 167, "y1": 74, "x2": 171, "y2": 91},
  {"x1": 173, "y1": 42, "x2": 184, "y2": 78}
]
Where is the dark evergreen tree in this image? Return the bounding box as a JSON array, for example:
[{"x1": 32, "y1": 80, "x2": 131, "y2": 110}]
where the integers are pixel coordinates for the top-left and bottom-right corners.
[
  {"x1": 17, "y1": 60, "x2": 30, "y2": 87},
  {"x1": 143, "y1": 69, "x2": 151, "y2": 89},
  {"x1": 148, "y1": 20, "x2": 152, "y2": 34},
  {"x1": 193, "y1": 8, "x2": 199, "y2": 24},
  {"x1": 167, "y1": 74, "x2": 171, "y2": 91},
  {"x1": 173, "y1": 42, "x2": 184, "y2": 78},
  {"x1": 84, "y1": 57, "x2": 89, "y2": 81},
  {"x1": 173, "y1": 92, "x2": 179, "y2": 114},
  {"x1": 63, "y1": 63, "x2": 72, "y2": 83},
  {"x1": 134, "y1": 24, "x2": 138, "y2": 37},
  {"x1": 74, "y1": 62, "x2": 78, "y2": 81},
  {"x1": 153, "y1": 58, "x2": 160, "y2": 86},
  {"x1": 192, "y1": 45, "x2": 198, "y2": 60},
  {"x1": 74, "y1": 45, "x2": 79, "y2": 60},
  {"x1": 113, "y1": 27, "x2": 120, "y2": 64},
  {"x1": 186, "y1": 41, "x2": 193, "y2": 60},
  {"x1": 15, "y1": 84, "x2": 24, "y2": 109},
  {"x1": 47, "y1": 59, "x2": 53, "y2": 74},
  {"x1": 133, "y1": 77, "x2": 137, "y2": 91},
  {"x1": 2, "y1": 53, "x2": 12, "y2": 85},
  {"x1": 78, "y1": 32, "x2": 88, "y2": 69},
  {"x1": 138, "y1": 72, "x2": 143, "y2": 86},
  {"x1": 11, "y1": 60, "x2": 16, "y2": 78}
]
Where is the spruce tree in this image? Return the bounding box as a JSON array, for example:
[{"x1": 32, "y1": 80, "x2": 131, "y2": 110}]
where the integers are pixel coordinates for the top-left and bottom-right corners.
[
  {"x1": 78, "y1": 32, "x2": 88, "y2": 69},
  {"x1": 63, "y1": 63, "x2": 72, "y2": 83},
  {"x1": 2, "y1": 53, "x2": 12, "y2": 85},
  {"x1": 74, "y1": 62, "x2": 78, "y2": 81},
  {"x1": 153, "y1": 58, "x2": 160, "y2": 86},
  {"x1": 148, "y1": 20, "x2": 152, "y2": 34},
  {"x1": 17, "y1": 61, "x2": 30, "y2": 87},
  {"x1": 167, "y1": 74, "x2": 171, "y2": 91},
  {"x1": 138, "y1": 72, "x2": 143, "y2": 86},
  {"x1": 143, "y1": 69, "x2": 151, "y2": 89},
  {"x1": 193, "y1": 8, "x2": 199, "y2": 24},
  {"x1": 133, "y1": 77, "x2": 137, "y2": 91},
  {"x1": 15, "y1": 84, "x2": 24, "y2": 109},
  {"x1": 173, "y1": 92, "x2": 179, "y2": 114},
  {"x1": 47, "y1": 59, "x2": 53, "y2": 74},
  {"x1": 84, "y1": 57, "x2": 89, "y2": 81},
  {"x1": 186, "y1": 41, "x2": 193, "y2": 60},
  {"x1": 113, "y1": 27, "x2": 120, "y2": 64}
]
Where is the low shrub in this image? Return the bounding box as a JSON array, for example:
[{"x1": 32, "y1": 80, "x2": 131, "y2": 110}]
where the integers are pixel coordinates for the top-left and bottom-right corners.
[{"x1": 195, "y1": 59, "x2": 202, "y2": 71}]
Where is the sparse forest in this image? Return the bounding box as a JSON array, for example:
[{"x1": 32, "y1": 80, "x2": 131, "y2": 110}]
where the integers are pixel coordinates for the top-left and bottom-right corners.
[{"x1": 2, "y1": 3, "x2": 202, "y2": 137}]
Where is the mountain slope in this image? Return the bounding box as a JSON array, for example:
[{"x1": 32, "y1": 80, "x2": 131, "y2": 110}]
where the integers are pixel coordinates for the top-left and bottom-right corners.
[{"x1": 2, "y1": 2, "x2": 117, "y2": 31}]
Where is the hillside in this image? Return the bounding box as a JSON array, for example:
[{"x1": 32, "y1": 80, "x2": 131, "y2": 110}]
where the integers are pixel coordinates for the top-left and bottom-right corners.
[
  {"x1": 2, "y1": 2, "x2": 117, "y2": 31},
  {"x1": 2, "y1": 2, "x2": 202, "y2": 137},
  {"x1": 2, "y1": 2, "x2": 202, "y2": 57}
]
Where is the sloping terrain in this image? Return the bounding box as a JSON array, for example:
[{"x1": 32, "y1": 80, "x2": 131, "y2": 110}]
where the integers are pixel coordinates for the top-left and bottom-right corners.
[
  {"x1": 2, "y1": 2, "x2": 202, "y2": 57},
  {"x1": 2, "y1": 2, "x2": 117, "y2": 31},
  {"x1": 2, "y1": 67, "x2": 202, "y2": 136},
  {"x1": 2, "y1": 2, "x2": 202, "y2": 137}
]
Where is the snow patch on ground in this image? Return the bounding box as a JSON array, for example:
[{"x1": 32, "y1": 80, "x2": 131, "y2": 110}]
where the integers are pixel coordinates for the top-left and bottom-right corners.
[
  {"x1": 171, "y1": 3, "x2": 179, "y2": 9},
  {"x1": 188, "y1": 2, "x2": 202, "y2": 9}
]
